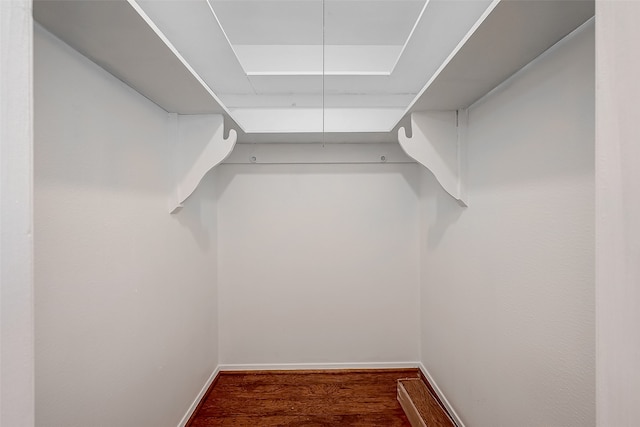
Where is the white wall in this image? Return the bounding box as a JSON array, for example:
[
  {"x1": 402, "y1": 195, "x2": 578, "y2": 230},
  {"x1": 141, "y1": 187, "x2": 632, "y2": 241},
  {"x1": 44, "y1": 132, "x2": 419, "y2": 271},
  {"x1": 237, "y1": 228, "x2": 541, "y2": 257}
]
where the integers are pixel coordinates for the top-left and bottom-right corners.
[
  {"x1": 596, "y1": 2, "x2": 640, "y2": 426},
  {"x1": 34, "y1": 26, "x2": 218, "y2": 427},
  {"x1": 217, "y1": 163, "x2": 420, "y2": 367},
  {"x1": 419, "y1": 21, "x2": 594, "y2": 427},
  {"x1": 0, "y1": 1, "x2": 34, "y2": 426}
]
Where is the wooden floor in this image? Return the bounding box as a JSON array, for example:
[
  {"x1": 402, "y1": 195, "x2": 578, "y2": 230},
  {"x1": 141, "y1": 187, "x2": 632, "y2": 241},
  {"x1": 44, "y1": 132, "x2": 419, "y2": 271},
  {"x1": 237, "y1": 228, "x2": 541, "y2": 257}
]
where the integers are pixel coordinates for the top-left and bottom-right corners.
[{"x1": 187, "y1": 369, "x2": 420, "y2": 426}]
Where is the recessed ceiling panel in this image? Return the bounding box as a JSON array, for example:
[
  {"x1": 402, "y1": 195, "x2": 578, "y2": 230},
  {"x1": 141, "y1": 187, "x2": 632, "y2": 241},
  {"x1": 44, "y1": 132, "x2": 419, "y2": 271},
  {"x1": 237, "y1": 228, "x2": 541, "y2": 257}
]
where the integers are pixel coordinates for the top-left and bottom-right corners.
[
  {"x1": 323, "y1": 0, "x2": 426, "y2": 46},
  {"x1": 234, "y1": 45, "x2": 402, "y2": 75},
  {"x1": 210, "y1": 0, "x2": 323, "y2": 46},
  {"x1": 212, "y1": 0, "x2": 424, "y2": 46}
]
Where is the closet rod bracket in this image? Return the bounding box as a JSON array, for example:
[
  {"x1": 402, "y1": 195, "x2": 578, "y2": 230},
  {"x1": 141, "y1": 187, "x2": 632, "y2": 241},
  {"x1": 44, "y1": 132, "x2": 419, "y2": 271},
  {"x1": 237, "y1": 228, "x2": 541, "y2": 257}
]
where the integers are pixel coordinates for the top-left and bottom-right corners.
[
  {"x1": 169, "y1": 113, "x2": 237, "y2": 214},
  {"x1": 398, "y1": 110, "x2": 468, "y2": 206}
]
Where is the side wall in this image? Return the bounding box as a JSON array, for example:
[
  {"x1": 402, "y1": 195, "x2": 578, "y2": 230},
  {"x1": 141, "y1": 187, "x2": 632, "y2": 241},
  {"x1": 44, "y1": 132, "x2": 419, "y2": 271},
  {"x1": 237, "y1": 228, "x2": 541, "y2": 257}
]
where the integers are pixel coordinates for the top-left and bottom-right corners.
[
  {"x1": 0, "y1": 1, "x2": 34, "y2": 426},
  {"x1": 34, "y1": 26, "x2": 218, "y2": 427},
  {"x1": 596, "y1": 2, "x2": 640, "y2": 426},
  {"x1": 419, "y1": 22, "x2": 595, "y2": 426},
  {"x1": 217, "y1": 163, "x2": 420, "y2": 367}
]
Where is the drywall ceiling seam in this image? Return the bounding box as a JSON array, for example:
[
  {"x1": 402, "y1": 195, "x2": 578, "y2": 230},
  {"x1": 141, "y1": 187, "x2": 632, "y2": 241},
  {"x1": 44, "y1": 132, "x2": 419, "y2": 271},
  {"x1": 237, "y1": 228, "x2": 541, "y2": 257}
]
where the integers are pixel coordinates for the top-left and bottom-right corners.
[{"x1": 126, "y1": 0, "x2": 243, "y2": 131}]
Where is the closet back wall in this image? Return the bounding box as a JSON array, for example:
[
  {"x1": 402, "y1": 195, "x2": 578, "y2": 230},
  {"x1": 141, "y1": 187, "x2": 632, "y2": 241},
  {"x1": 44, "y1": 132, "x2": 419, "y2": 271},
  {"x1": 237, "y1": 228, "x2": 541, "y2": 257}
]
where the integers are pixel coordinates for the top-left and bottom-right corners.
[{"x1": 216, "y1": 163, "x2": 421, "y2": 367}]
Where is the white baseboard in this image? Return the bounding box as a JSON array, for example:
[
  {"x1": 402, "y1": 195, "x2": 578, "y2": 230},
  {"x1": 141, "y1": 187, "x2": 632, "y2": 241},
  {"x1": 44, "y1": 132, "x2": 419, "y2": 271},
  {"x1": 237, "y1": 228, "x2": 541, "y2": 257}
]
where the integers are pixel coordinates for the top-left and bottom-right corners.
[
  {"x1": 177, "y1": 366, "x2": 220, "y2": 427},
  {"x1": 418, "y1": 362, "x2": 465, "y2": 427},
  {"x1": 218, "y1": 361, "x2": 420, "y2": 371}
]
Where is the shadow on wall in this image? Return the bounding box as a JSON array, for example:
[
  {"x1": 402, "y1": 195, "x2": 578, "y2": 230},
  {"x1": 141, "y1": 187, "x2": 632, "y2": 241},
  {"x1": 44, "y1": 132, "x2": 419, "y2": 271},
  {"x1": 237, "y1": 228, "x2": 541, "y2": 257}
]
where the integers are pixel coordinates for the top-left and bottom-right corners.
[
  {"x1": 173, "y1": 162, "x2": 421, "y2": 253},
  {"x1": 213, "y1": 162, "x2": 421, "y2": 200},
  {"x1": 423, "y1": 170, "x2": 465, "y2": 250},
  {"x1": 172, "y1": 170, "x2": 216, "y2": 252}
]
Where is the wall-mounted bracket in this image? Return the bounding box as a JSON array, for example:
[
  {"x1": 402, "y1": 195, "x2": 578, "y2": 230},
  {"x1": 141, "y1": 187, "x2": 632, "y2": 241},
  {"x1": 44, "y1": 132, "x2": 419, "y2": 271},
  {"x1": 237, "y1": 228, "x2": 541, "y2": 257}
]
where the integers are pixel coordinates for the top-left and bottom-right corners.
[
  {"x1": 169, "y1": 113, "x2": 237, "y2": 213},
  {"x1": 398, "y1": 110, "x2": 468, "y2": 206}
]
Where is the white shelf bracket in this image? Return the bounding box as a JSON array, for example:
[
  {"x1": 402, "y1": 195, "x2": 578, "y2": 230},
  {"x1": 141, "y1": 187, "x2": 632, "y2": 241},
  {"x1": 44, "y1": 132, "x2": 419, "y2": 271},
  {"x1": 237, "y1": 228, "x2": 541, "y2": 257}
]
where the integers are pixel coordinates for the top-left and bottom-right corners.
[
  {"x1": 398, "y1": 110, "x2": 468, "y2": 207},
  {"x1": 169, "y1": 113, "x2": 237, "y2": 214}
]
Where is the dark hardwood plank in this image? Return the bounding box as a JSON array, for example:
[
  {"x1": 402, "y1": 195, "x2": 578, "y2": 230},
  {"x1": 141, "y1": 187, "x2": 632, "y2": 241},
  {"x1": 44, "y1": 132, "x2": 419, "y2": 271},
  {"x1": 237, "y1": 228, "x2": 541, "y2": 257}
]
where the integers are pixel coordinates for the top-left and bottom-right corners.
[
  {"x1": 188, "y1": 369, "x2": 419, "y2": 426},
  {"x1": 190, "y1": 414, "x2": 412, "y2": 427}
]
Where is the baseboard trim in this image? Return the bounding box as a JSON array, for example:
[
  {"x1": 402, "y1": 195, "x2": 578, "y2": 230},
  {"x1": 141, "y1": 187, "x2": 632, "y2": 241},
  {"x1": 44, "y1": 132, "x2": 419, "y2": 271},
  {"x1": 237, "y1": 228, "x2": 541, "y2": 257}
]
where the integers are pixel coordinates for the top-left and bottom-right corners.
[
  {"x1": 178, "y1": 366, "x2": 221, "y2": 427},
  {"x1": 218, "y1": 361, "x2": 421, "y2": 371},
  {"x1": 418, "y1": 363, "x2": 465, "y2": 427}
]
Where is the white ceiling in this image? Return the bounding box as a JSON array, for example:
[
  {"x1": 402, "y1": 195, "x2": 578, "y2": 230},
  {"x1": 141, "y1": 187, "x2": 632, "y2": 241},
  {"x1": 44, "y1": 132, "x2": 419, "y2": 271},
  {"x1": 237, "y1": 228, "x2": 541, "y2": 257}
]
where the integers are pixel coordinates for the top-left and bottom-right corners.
[
  {"x1": 34, "y1": 0, "x2": 595, "y2": 141},
  {"x1": 130, "y1": 0, "x2": 496, "y2": 133},
  {"x1": 210, "y1": 0, "x2": 425, "y2": 46},
  {"x1": 210, "y1": 0, "x2": 429, "y2": 91}
]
